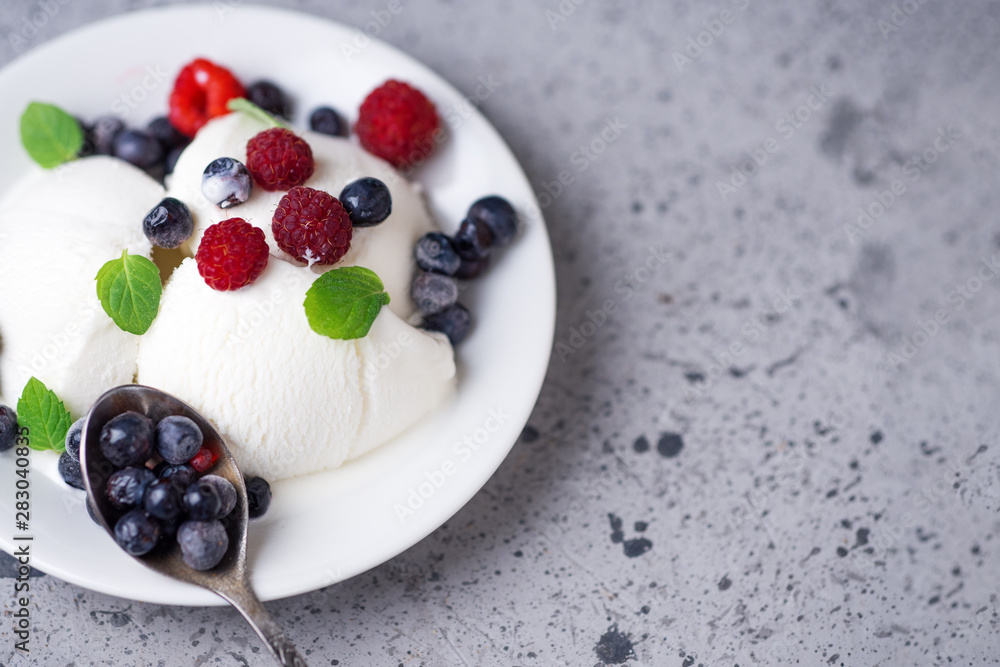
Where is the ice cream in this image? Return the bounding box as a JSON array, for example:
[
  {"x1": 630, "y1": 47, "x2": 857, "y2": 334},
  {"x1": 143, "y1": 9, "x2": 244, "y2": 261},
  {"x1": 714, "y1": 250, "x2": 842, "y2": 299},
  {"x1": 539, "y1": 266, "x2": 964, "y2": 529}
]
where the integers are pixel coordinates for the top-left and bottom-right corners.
[
  {"x1": 0, "y1": 157, "x2": 164, "y2": 415},
  {"x1": 134, "y1": 111, "x2": 456, "y2": 480},
  {"x1": 166, "y1": 113, "x2": 435, "y2": 319},
  {"x1": 135, "y1": 258, "x2": 455, "y2": 479},
  {"x1": 0, "y1": 108, "x2": 454, "y2": 480}
]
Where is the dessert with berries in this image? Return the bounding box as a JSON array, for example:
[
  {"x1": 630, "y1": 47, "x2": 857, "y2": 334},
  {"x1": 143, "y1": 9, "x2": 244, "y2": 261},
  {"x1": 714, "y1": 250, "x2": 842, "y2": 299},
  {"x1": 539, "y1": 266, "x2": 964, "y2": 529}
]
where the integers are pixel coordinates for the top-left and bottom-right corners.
[{"x1": 0, "y1": 57, "x2": 521, "y2": 492}]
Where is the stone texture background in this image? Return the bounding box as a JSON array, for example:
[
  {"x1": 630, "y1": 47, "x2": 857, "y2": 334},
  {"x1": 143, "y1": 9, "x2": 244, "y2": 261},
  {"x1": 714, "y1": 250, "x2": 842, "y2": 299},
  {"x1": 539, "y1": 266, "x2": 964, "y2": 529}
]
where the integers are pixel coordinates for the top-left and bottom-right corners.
[{"x1": 2, "y1": 0, "x2": 1000, "y2": 665}]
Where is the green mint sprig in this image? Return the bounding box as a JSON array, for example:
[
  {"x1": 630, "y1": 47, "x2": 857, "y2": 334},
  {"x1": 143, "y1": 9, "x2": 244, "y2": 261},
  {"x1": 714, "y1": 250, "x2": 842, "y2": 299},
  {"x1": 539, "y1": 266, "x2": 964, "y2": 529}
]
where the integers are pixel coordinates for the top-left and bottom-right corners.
[
  {"x1": 16, "y1": 377, "x2": 72, "y2": 452},
  {"x1": 227, "y1": 97, "x2": 288, "y2": 129},
  {"x1": 20, "y1": 102, "x2": 84, "y2": 169},
  {"x1": 304, "y1": 267, "x2": 390, "y2": 340},
  {"x1": 95, "y1": 249, "x2": 162, "y2": 335}
]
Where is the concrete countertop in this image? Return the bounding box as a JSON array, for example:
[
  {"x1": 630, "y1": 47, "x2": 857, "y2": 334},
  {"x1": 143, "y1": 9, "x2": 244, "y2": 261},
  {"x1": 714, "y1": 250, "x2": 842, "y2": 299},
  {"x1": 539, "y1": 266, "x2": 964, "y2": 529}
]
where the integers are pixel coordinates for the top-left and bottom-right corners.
[{"x1": 1, "y1": 0, "x2": 999, "y2": 665}]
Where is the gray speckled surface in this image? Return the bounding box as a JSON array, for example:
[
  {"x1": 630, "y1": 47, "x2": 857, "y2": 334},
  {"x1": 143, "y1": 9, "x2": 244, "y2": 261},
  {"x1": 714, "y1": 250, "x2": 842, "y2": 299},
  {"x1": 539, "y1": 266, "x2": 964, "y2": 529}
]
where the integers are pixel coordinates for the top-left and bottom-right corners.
[{"x1": 2, "y1": 0, "x2": 1000, "y2": 665}]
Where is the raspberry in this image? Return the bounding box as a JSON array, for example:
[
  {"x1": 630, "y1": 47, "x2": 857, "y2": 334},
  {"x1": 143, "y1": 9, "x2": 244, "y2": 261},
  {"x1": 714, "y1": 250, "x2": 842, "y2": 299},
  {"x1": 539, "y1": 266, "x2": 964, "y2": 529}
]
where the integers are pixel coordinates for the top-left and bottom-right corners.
[
  {"x1": 272, "y1": 186, "x2": 352, "y2": 265},
  {"x1": 168, "y1": 58, "x2": 245, "y2": 138},
  {"x1": 246, "y1": 128, "x2": 315, "y2": 192},
  {"x1": 195, "y1": 218, "x2": 269, "y2": 291},
  {"x1": 355, "y1": 80, "x2": 441, "y2": 170}
]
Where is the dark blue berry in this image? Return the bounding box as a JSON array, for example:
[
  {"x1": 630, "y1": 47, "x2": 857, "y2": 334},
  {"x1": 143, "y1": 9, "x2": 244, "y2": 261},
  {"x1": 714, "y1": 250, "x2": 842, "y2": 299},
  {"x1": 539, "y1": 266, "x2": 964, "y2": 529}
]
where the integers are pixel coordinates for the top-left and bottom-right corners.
[
  {"x1": 99, "y1": 412, "x2": 154, "y2": 468},
  {"x1": 467, "y1": 196, "x2": 517, "y2": 247},
  {"x1": 246, "y1": 81, "x2": 292, "y2": 119},
  {"x1": 455, "y1": 255, "x2": 489, "y2": 280},
  {"x1": 86, "y1": 499, "x2": 102, "y2": 525},
  {"x1": 165, "y1": 147, "x2": 184, "y2": 175},
  {"x1": 106, "y1": 466, "x2": 155, "y2": 510},
  {"x1": 453, "y1": 217, "x2": 494, "y2": 260},
  {"x1": 147, "y1": 117, "x2": 188, "y2": 152},
  {"x1": 158, "y1": 463, "x2": 198, "y2": 491},
  {"x1": 177, "y1": 520, "x2": 229, "y2": 570},
  {"x1": 183, "y1": 475, "x2": 236, "y2": 521},
  {"x1": 155, "y1": 415, "x2": 203, "y2": 464},
  {"x1": 309, "y1": 106, "x2": 347, "y2": 137},
  {"x1": 411, "y1": 271, "x2": 459, "y2": 315},
  {"x1": 114, "y1": 509, "x2": 160, "y2": 556},
  {"x1": 64, "y1": 417, "x2": 85, "y2": 459},
  {"x1": 114, "y1": 129, "x2": 164, "y2": 169},
  {"x1": 58, "y1": 450, "x2": 84, "y2": 489},
  {"x1": 423, "y1": 303, "x2": 472, "y2": 345},
  {"x1": 0, "y1": 405, "x2": 17, "y2": 452},
  {"x1": 339, "y1": 177, "x2": 392, "y2": 227},
  {"x1": 143, "y1": 477, "x2": 182, "y2": 520},
  {"x1": 202, "y1": 158, "x2": 252, "y2": 209},
  {"x1": 246, "y1": 477, "x2": 271, "y2": 518},
  {"x1": 414, "y1": 232, "x2": 461, "y2": 276},
  {"x1": 91, "y1": 116, "x2": 124, "y2": 155},
  {"x1": 143, "y1": 197, "x2": 194, "y2": 249}
]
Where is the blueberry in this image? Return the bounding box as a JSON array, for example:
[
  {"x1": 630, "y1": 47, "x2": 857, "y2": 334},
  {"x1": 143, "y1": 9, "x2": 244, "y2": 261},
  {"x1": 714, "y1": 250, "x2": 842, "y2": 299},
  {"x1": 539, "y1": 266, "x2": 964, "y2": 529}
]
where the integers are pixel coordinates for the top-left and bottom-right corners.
[
  {"x1": 91, "y1": 116, "x2": 124, "y2": 155},
  {"x1": 454, "y1": 255, "x2": 489, "y2": 280},
  {"x1": 106, "y1": 466, "x2": 155, "y2": 510},
  {"x1": 339, "y1": 177, "x2": 392, "y2": 227},
  {"x1": 246, "y1": 477, "x2": 271, "y2": 518},
  {"x1": 86, "y1": 498, "x2": 102, "y2": 526},
  {"x1": 183, "y1": 475, "x2": 236, "y2": 521},
  {"x1": 0, "y1": 405, "x2": 18, "y2": 452},
  {"x1": 453, "y1": 217, "x2": 494, "y2": 260},
  {"x1": 64, "y1": 416, "x2": 85, "y2": 459},
  {"x1": 155, "y1": 415, "x2": 203, "y2": 464},
  {"x1": 147, "y1": 116, "x2": 188, "y2": 152},
  {"x1": 99, "y1": 412, "x2": 154, "y2": 468},
  {"x1": 467, "y1": 196, "x2": 517, "y2": 247},
  {"x1": 246, "y1": 81, "x2": 292, "y2": 119},
  {"x1": 143, "y1": 197, "x2": 194, "y2": 249},
  {"x1": 414, "y1": 232, "x2": 461, "y2": 276},
  {"x1": 58, "y1": 450, "x2": 85, "y2": 490},
  {"x1": 164, "y1": 147, "x2": 184, "y2": 175},
  {"x1": 423, "y1": 303, "x2": 472, "y2": 345},
  {"x1": 143, "y1": 477, "x2": 183, "y2": 520},
  {"x1": 202, "y1": 158, "x2": 252, "y2": 209},
  {"x1": 309, "y1": 106, "x2": 347, "y2": 137},
  {"x1": 114, "y1": 129, "x2": 164, "y2": 169},
  {"x1": 177, "y1": 520, "x2": 229, "y2": 570},
  {"x1": 114, "y1": 509, "x2": 161, "y2": 556},
  {"x1": 158, "y1": 515, "x2": 181, "y2": 540},
  {"x1": 157, "y1": 463, "x2": 198, "y2": 490},
  {"x1": 411, "y1": 271, "x2": 459, "y2": 315}
]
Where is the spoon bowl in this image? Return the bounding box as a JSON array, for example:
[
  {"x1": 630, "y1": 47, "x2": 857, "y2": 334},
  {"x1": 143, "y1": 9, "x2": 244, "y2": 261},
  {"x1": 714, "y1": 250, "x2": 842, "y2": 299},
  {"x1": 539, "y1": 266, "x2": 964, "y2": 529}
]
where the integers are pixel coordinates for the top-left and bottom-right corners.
[{"x1": 80, "y1": 385, "x2": 308, "y2": 667}]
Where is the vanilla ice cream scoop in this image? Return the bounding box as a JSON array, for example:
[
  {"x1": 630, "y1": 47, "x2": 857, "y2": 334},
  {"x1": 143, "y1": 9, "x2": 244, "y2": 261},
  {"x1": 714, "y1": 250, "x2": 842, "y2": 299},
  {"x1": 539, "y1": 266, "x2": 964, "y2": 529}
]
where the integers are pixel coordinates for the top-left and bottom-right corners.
[
  {"x1": 136, "y1": 259, "x2": 456, "y2": 480},
  {"x1": 167, "y1": 113, "x2": 434, "y2": 319},
  {"x1": 0, "y1": 157, "x2": 164, "y2": 415}
]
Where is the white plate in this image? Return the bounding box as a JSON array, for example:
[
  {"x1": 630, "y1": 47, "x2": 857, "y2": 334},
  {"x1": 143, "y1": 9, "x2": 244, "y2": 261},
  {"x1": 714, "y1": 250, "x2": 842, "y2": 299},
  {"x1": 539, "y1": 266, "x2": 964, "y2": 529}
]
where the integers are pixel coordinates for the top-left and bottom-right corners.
[{"x1": 0, "y1": 5, "x2": 554, "y2": 605}]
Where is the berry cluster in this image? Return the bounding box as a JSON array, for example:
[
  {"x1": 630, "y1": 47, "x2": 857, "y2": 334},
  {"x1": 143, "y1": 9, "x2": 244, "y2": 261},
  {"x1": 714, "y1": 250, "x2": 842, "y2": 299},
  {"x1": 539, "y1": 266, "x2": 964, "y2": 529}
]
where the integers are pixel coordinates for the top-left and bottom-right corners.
[
  {"x1": 412, "y1": 196, "x2": 519, "y2": 345},
  {"x1": 78, "y1": 113, "x2": 190, "y2": 180},
  {"x1": 58, "y1": 409, "x2": 271, "y2": 571}
]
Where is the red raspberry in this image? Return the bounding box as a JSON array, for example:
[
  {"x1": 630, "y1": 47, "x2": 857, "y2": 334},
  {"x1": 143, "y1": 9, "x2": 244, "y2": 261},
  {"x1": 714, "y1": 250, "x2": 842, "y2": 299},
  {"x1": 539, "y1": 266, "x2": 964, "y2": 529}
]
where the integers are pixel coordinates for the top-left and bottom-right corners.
[
  {"x1": 246, "y1": 128, "x2": 315, "y2": 192},
  {"x1": 272, "y1": 186, "x2": 352, "y2": 265},
  {"x1": 195, "y1": 218, "x2": 269, "y2": 291},
  {"x1": 189, "y1": 447, "x2": 218, "y2": 473},
  {"x1": 168, "y1": 58, "x2": 245, "y2": 138},
  {"x1": 355, "y1": 80, "x2": 441, "y2": 170}
]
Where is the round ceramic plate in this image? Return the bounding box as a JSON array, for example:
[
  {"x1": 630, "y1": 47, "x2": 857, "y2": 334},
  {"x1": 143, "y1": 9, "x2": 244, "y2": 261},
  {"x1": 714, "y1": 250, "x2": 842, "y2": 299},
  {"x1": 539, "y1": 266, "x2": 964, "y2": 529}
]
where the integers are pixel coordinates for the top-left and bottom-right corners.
[{"x1": 0, "y1": 5, "x2": 554, "y2": 605}]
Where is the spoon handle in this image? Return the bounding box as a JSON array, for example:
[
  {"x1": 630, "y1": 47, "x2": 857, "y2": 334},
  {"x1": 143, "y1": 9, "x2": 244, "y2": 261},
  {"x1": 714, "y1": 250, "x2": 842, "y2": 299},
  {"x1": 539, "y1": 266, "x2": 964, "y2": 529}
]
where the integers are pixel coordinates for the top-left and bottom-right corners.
[{"x1": 216, "y1": 581, "x2": 309, "y2": 667}]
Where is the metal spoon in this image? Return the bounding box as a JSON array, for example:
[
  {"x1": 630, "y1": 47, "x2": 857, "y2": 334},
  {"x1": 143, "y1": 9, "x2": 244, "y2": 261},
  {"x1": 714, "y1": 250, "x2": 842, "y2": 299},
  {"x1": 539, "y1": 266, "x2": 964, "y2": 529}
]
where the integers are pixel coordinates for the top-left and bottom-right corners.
[{"x1": 80, "y1": 385, "x2": 308, "y2": 667}]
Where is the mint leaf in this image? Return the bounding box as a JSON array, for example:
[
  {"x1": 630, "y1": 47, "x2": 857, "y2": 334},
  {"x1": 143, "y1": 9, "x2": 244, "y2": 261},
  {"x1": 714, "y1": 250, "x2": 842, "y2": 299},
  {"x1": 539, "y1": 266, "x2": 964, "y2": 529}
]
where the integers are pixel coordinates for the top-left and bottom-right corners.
[
  {"x1": 95, "y1": 249, "x2": 162, "y2": 335},
  {"x1": 16, "y1": 377, "x2": 72, "y2": 452},
  {"x1": 227, "y1": 97, "x2": 287, "y2": 129},
  {"x1": 20, "y1": 102, "x2": 84, "y2": 169},
  {"x1": 304, "y1": 267, "x2": 390, "y2": 340}
]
